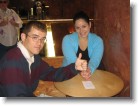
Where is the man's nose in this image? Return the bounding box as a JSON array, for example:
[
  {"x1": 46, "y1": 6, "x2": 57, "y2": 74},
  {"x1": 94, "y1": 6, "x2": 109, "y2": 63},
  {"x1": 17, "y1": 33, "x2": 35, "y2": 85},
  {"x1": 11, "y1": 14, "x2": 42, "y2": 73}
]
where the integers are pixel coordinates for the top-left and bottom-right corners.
[{"x1": 36, "y1": 39, "x2": 42, "y2": 44}]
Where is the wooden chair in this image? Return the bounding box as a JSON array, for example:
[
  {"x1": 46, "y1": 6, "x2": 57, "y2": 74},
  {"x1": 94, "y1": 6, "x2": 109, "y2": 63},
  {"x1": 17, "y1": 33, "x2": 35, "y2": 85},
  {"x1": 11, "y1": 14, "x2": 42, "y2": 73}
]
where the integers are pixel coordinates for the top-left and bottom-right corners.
[
  {"x1": 42, "y1": 56, "x2": 63, "y2": 68},
  {"x1": 34, "y1": 56, "x2": 65, "y2": 97}
]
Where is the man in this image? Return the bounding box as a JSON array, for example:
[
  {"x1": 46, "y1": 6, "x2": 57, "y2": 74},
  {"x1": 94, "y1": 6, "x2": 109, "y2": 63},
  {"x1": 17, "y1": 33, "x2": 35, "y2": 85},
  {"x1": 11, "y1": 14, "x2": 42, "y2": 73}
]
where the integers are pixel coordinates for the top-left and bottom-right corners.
[
  {"x1": 0, "y1": 21, "x2": 90, "y2": 97},
  {"x1": 0, "y1": 0, "x2": 23, "y2": 59}
]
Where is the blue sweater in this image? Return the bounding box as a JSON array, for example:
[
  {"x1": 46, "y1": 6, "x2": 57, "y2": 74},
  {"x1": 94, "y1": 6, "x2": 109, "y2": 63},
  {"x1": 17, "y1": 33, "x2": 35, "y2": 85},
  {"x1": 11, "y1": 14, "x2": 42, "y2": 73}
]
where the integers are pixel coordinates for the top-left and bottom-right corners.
[
  {"x1": 62, "y1": 32, "x2": 104, "y2": 73},
  {"x1": 0, "y1": 47, "x2": 78, "y2": 97}
]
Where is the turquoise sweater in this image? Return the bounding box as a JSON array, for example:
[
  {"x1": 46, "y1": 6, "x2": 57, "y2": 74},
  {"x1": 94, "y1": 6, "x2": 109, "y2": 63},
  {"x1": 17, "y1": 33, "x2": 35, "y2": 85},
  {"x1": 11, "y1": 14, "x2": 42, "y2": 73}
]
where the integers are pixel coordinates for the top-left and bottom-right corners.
[{"x1": 62, "y1": 32, "x2": 104, "y2": 73}]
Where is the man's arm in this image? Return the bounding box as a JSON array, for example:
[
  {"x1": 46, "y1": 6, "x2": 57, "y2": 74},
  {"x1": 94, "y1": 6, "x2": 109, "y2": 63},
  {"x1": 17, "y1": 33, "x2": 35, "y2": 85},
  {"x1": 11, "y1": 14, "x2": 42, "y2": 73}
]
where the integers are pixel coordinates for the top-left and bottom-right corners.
[{"x1": 39, "y1": 53, "x2": 87, "y2": 82}]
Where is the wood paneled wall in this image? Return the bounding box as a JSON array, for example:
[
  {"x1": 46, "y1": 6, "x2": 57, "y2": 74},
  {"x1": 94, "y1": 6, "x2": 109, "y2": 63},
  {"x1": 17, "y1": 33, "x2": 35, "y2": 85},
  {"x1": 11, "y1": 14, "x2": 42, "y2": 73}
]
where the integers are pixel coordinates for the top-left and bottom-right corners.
[{"x1": 9, "y1": 0, "x2": 94, "y2": 19}]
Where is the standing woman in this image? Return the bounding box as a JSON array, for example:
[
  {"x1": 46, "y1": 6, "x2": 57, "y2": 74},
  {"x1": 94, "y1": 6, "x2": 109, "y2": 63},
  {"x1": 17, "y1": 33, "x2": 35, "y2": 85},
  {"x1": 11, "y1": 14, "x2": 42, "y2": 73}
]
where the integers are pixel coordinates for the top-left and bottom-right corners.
[
  {"x1": 62, "y1": 11, "x2": 104, "y2": 76},
  {"x1": 0, "y1": 0, "x2": 23, "y2": 59}
]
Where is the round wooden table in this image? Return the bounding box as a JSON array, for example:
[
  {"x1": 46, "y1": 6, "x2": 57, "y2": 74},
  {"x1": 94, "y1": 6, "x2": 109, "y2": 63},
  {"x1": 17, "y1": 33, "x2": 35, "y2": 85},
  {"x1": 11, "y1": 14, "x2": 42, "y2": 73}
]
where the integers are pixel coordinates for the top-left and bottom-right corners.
[
  {"x1": 54, "y1": 70, "x2": 124, "y2": 97},
  {"x1": 34, "y1": 80, "x2": 66, "y2": 97}
]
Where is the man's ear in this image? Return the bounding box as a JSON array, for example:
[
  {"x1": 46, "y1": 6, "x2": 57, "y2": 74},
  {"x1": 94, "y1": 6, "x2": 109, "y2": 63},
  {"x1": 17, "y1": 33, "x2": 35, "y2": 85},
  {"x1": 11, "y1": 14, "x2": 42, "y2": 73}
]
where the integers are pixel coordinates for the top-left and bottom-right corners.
[{"x1": 20, "y1": 33, "x2": 26, "y2": 42}]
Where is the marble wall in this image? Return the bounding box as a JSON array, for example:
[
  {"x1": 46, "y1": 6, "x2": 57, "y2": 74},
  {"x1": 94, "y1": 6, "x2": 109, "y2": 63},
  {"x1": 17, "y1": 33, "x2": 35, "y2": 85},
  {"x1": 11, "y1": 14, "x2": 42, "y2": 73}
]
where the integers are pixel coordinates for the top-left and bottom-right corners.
[
  {"x1": 9, "y1": 0, "x2": 130, "y2": 97},
  {"x1": 93, "y1": 0, "x2": 130, "y2": 96}
]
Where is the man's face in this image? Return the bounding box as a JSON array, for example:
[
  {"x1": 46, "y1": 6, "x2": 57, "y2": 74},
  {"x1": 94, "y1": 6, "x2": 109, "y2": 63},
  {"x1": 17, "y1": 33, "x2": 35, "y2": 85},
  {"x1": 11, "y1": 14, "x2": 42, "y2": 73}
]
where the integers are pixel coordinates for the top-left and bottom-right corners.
[
  {"x1": 21, "y1": 27, "x2": 46, "y2": 56},
  {"x1": 0, "y1": 0, "x2": 8, "y2": 10}
]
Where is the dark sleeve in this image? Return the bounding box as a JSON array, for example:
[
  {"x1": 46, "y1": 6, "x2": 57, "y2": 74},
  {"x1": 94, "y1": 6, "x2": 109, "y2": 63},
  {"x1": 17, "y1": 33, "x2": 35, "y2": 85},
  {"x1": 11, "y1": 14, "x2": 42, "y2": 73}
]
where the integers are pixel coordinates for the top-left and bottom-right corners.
[
  {"x1": 0, "y1": 58, "x2": 33, "y2": 97},
  {"x1": 39, "y1": 60, "x2": 79, "y2": 82}
]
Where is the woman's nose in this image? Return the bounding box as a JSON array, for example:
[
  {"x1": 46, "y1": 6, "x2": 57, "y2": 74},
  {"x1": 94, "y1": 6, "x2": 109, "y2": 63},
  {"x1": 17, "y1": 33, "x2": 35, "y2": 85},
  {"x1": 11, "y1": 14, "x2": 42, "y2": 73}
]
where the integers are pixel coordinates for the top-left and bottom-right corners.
[{"x1": 79, "y1": 28, "x2": 83, "y2": 33}]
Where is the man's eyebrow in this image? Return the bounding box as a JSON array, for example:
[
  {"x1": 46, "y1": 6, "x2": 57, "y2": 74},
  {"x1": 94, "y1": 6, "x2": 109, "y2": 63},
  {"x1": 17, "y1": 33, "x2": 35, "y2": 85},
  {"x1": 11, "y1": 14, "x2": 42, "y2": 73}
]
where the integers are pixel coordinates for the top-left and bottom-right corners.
[
  {"x1": 32, "y1": 34, "x2": 46, "y2": 38},
  {"x1": 32, "y1": 34, "x2": 39, "y2": 36}
]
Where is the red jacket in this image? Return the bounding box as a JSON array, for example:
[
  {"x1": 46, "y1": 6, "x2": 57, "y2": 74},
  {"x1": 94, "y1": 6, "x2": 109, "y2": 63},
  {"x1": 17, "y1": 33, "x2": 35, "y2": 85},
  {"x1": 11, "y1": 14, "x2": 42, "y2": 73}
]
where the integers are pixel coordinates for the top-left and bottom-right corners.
[{"x1": 0, "y1": 47, "x2": 78, "y2": 97}]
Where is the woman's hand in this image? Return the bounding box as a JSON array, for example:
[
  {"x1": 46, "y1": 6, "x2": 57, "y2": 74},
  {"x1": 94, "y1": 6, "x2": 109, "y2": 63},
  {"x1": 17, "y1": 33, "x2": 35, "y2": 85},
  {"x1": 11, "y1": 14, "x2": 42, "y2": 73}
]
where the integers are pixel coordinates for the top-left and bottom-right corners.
[{"x1": 80, "y1": 68, "x2": 91, "y2": 80}]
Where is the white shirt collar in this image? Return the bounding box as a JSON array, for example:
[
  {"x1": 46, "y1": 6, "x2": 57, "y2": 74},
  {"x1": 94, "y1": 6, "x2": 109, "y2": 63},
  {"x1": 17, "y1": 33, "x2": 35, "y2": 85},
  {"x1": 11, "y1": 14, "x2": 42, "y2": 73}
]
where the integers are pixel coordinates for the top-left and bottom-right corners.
[{"x1": 17, "y1": 41, "x2": 34, "y2": 74}]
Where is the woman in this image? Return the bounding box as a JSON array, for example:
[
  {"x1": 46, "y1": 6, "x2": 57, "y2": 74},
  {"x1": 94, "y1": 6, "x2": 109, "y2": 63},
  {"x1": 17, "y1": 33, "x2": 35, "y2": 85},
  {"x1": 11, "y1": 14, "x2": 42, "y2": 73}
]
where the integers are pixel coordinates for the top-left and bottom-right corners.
[{"x1": 62, "y1": 11, "x2": 104, "y2": 75}]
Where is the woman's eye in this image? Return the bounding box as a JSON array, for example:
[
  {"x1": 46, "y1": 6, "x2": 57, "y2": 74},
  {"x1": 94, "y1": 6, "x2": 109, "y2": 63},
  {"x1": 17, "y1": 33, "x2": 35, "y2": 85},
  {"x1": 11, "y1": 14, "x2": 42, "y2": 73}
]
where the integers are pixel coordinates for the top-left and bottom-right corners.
[
  {"x1": 82, "y1": 26, "x2": 87, "y2": 28},
  {"x1": 75, "y1": 27, "x2": 79, "y2": 30}
]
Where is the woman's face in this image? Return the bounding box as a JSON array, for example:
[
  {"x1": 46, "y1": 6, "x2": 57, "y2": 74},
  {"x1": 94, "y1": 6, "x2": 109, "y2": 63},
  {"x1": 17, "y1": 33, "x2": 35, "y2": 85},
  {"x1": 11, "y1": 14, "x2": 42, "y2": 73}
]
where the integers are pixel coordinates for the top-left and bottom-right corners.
[{"x1": 74, "y1": 18, "x2": 91, "y2": 38}]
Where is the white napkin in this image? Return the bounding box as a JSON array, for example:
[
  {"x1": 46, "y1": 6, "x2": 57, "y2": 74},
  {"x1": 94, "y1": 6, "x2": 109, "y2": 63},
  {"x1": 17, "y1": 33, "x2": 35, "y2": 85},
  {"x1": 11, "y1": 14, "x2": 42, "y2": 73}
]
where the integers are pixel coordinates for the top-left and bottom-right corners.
[{"x1": 82, "y1": 81, "x2": 95, "y2": 89}]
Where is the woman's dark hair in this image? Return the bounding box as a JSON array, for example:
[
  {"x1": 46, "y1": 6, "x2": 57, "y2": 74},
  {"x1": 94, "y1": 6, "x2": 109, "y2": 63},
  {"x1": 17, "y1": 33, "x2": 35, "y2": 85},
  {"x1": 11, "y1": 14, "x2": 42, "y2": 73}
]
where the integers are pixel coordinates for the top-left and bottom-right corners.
[
  {"x1": 73, "y1": 11, "x2": 90, "y2": 24},
  {"x1": 22, "y1": 21, "x2": 47, "y2": 35}
]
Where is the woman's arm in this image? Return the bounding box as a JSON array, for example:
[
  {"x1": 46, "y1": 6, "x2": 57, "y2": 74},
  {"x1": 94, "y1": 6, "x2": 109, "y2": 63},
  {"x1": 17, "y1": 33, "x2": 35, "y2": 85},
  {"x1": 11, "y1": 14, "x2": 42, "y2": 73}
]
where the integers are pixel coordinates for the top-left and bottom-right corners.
[
  {"x1": 88, "y1": 37, "x2": 104, "y2": 74},
  {"x1": 62, "y1": 35, "x2": 77, "y2": 66}
]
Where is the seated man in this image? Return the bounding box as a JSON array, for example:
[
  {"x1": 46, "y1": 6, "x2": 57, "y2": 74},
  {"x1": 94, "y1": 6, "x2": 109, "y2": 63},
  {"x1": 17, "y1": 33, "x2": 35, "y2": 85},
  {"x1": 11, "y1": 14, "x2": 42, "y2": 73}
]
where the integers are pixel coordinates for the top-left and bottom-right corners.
[{"x1": 0, "y1": 21, "x2": 90, "y2": 97}]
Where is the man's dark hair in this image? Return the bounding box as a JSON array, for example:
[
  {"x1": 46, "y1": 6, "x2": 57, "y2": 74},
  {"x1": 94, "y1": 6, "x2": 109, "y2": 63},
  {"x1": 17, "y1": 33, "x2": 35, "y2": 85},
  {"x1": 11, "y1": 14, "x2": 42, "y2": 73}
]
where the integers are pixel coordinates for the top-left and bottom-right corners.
[{"x1": 22, "y1": 21, "x2": 47, "y2": 35}]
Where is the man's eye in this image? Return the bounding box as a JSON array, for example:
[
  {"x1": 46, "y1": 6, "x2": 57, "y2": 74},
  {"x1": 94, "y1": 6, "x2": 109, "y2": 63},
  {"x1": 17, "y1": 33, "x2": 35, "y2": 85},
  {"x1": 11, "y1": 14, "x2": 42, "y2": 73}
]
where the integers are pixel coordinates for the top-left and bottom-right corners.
[
  {"x1": 41, "y1": 38, "x2": 46, "y2": 41},
  {"x1": 32, "y1": 37, "x2": 38, "y2": 40}
]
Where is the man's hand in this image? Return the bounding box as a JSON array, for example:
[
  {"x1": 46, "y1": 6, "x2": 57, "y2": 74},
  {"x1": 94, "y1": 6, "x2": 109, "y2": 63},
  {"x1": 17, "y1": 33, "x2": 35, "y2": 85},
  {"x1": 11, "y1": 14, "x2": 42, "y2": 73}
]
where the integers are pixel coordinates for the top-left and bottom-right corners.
[
  {"x1": 9, "y1": 18, "x2": 19, "y2": 27},
  {"x1": 80, "y1": 68, "x2": 91, "y2": 80},
  {"x1": 75, "y1": 53, "x2": 87, "y2": 71},
  {"x1": 0, "y1": 20, "x2": 8, "y2": 26}
]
